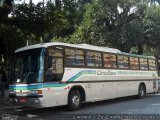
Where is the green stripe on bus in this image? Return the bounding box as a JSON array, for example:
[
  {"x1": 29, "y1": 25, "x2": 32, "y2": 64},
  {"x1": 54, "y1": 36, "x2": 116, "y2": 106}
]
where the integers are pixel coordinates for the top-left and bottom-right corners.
[{"x1": 9, "y1": 70, "x2": 96, "y2": 90}]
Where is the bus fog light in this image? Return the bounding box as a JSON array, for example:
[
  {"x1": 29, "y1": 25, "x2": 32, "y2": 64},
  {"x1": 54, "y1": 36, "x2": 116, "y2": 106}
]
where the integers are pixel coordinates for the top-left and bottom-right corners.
[
  {"x1": 15, "y1": 99, "x2": 18, "y2": 102},
  {"x1": 35, "y1": 99, "x2": 40, "y2": 103}
]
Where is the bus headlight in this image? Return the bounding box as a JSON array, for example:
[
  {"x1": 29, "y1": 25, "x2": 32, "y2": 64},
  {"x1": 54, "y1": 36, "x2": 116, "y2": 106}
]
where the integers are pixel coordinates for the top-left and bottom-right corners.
[
  {"x1": 9, "y1": 90, "x2": 16, "y2": 94},
  {"x1": 35, "y1": 98, "x2": 40, "y2": 103},
  {"x1": 30, "y1": 90, "x2": 38, "y2": 95}
]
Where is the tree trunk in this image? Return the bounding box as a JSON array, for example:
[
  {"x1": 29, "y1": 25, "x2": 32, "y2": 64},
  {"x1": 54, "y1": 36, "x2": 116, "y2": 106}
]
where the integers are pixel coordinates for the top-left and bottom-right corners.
[
  {"x1": 29, "y1": 0, "x2": 32, "y2": 5},
  {"x1": 55, "y1": 0, "x2": 61, "y2": 9},
  {"x1": 137, "y1": 41, "x2": 143, "y2": 55}
]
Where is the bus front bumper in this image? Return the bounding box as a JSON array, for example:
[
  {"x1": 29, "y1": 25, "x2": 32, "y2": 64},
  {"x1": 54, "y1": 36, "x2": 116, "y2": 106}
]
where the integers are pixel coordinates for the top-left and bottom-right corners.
[{"x1": 9, "y1": 97, "x2": 45, "y2": 108}]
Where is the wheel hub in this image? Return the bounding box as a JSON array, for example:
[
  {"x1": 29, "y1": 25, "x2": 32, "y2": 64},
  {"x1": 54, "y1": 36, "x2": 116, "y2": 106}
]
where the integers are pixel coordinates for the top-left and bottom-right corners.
[
  {"x1": 140, "y1": 87, "x2": 144, "y2": 96},
  {"x1": 72, "y1": 96, "x2": 80, "y2": 107}
]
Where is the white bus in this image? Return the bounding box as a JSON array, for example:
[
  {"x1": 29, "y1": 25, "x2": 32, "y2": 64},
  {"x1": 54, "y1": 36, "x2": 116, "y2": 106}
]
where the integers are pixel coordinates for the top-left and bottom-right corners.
[{"x1": 9, "y1": 42, "x2": 158, "y2": 110}]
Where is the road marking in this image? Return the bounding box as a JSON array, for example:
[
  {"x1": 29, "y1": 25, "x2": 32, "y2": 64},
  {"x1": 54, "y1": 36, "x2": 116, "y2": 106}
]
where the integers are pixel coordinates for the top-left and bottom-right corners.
[
  {"x1": 152, "y1": 103, "x2": 160, "y2": 106},
  {"x1": 26, "y1": 114, "x2": 38, "y2": 118}
]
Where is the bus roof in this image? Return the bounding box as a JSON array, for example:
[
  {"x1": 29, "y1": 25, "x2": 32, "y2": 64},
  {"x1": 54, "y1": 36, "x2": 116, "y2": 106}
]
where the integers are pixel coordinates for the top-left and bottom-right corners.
[
  {"x1": 15, "y1": 42, "x2": 155, "y2": 59},
  {"x1": 15, "y1": 42, "x2": 121, "y2": 53}
]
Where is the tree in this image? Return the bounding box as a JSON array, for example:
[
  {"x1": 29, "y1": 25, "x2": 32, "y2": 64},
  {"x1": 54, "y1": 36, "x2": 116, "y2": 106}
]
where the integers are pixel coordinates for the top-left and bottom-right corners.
[
  {"x1": 150, "y1": 0, "x2": 160, "y2": 4},
  {"x1": 0, "y1": 24, "x2": 26, "y2": 70},
  {"x1": 72, "y1": 0, "x2": 149, "y2": 53},
  {"x1": 143, "y1": 5, "x2": 160, "y2": 54},
  {"x1": 0, "y1": 0, "x2": 14, "y2": 19}
]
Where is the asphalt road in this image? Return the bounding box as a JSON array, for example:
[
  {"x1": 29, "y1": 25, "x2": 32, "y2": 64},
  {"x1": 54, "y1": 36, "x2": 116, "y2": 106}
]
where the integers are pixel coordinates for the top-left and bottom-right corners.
[{"x1": 1, "y1": 93, "x2": 160, "y2": 120}]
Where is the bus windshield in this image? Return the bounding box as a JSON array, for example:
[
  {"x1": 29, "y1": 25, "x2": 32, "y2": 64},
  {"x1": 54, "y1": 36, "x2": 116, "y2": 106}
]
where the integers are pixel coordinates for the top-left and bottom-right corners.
[{"x1": 13, "y1": 48, "x2": 45, "y2": 84}]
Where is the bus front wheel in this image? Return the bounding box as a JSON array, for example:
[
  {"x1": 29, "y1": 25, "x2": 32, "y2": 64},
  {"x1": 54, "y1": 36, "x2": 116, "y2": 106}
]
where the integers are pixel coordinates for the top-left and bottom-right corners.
[
  {"x1": 68, "y1": 90, "x2": 81, "y2": 110},
  {"x1": 138, "y1": 84, "x2": 146, "y2": 98}
]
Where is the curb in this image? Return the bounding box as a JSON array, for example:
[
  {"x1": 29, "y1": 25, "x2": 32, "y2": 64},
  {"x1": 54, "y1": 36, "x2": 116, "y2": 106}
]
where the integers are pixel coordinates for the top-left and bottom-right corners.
[
  {"x1": 0, "y1": 98, "x2": 21, "y2": 111},
  {"x1": 0, "y1": 106, "x2": 22, "y2": 111},
  {"x1": 155, "y1": 91, "x2": 160, "y2": 93}
]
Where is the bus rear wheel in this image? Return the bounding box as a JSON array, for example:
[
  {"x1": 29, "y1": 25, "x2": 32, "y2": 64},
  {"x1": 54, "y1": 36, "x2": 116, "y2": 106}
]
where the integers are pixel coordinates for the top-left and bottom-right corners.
[
  {"x1": 68, "y1": 90, "x2": 81, "y2": 111},
  {"x1": 138, "y1": 84, "x2": 146, "y2": 98}
]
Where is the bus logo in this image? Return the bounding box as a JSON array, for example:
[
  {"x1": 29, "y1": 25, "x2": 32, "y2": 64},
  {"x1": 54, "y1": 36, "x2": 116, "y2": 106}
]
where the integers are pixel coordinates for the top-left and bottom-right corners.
[{"x1": 20, "y1": 90, "x2": 22, "y2": 94}]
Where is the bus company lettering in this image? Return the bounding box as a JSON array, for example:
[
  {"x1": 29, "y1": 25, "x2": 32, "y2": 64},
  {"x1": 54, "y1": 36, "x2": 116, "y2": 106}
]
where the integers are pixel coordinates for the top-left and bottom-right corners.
[{"x1": 97, "y1": 70, "x2": 116, "y2": 76}]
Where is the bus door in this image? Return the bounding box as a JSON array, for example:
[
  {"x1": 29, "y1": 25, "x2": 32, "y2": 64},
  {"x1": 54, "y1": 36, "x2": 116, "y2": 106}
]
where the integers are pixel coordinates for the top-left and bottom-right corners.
[
  {"x1": 44, "y1": 46, "x2": 65, "y2": 106},
  {"x1": 46, "y1": 47, "x2": 64, "y2": 82},
  {"x1": 157, "y1": 58, "x2": 160, "y2": 90}
]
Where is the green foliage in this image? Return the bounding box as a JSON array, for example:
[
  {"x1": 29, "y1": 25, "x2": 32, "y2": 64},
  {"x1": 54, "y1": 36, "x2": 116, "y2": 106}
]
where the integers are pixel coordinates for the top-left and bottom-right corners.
[
  {"x1": 0, "y1": 0, "x2": 91, "y2": 69},
  {"x1": 1, "y1": 0, "x2": 160, "y2": 70},
  {"x1": 71, "y1": 0, "x2": 160, "y2": 55},
  {"x1": 143, "y1": 5, "x2": 160, "y2": 54},
  {"x1": 11, "y1": 2, "x2": 69, "y2": 41},
  {"x1": 0, "y1": 24, "x2": 26, "y2": 63},
  {"x1": 72, "y1": 0, "x2": 149, "y2": 52},
  {"x1": 0, "y1": 0, "x2": 14, "y2": 19},
  {"x1": 71, "y1": 2, "x2": 99, "y2": 44}
]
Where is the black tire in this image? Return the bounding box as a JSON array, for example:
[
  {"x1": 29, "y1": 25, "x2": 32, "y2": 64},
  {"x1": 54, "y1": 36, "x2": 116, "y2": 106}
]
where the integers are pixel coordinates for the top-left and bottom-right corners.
[
  {"x1": 138, "y1": 84, "x2": 146, "y2": 99},
  {"x1": 68, "y1": 90, "x2": 81, "y2": 111}
]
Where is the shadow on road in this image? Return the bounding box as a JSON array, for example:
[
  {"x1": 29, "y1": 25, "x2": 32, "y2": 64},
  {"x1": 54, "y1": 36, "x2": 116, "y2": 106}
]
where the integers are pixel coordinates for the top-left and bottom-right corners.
[
  {"x1": 7, "y1": 94, "x2": 156, "y2": 120},
  {"x1": 16, "y1": 95, "x2": 149, "y2": 113}
]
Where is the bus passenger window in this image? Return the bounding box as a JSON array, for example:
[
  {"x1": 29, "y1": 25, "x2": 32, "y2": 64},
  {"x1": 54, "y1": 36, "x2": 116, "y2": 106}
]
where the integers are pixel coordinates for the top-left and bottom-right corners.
[
  {"x1": 103, "y1": 53, "x2": 117, "y2": 68},
  {"x1": 130, "y1": 57, "x2": 139, "y2": 70},
  {"x1": 86, "y1": 51, "x2": 95, "y2": 67},
  {"x1": 117, "y1": 55, "x2": 129, "y2": 69},
  {"x1": 148, "y1": 59, "x2": 156, "y2": 70},
  {"x1": 46, "y1": 49, "x2": 63, "y2": 82},
  {"x1": 95, "y1": 52, "x2": 102, "y2": 67},
  {"x1": 65, "y1": 48, "x2": 84, "y2": 66},
  {"x1": 140, "y1": 58, "x2": 148, "y2": 70},
  {"x1": 86, "y1": 51, "x2": 102, "y2": 67}
]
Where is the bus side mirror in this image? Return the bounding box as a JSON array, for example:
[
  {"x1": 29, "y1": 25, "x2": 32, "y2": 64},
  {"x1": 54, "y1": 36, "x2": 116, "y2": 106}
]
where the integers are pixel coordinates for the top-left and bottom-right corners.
[{"x1": 48, "y1": 56, "x2": 52, "y2": 68}]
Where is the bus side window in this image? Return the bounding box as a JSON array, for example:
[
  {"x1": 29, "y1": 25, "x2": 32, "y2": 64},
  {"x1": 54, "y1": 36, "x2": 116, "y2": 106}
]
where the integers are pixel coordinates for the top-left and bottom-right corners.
[
  {"x1": 86, "y1": 51, "x2": 95, "y2": 67},
  {"x1": 140, "y1": 58, "x2": 148, "y2": 70},
  {"x1": 46, "y1": 49, "x2": 63, "y2": 82},
  {"x1": 65, "y1": 48, "x2": 85, "y2": 67},
  {"x1": 86, "y1": 51, "x2": 102, "y2": 68},
  {"x1": 95, "y1": 52, "x2": 102, "y2": 67},
  {"x1": 117, "y1": 55, "x2": 129, "y2": 69},
  {"x1": 148, "y1": 59, "x2": 156, "y2": 71},
  {"x1": 130, "y1": 57, "x2": 139, "y2": 70},
  {"x1": 103, "y1": 53, "x2": 117, "y2": 68}
]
